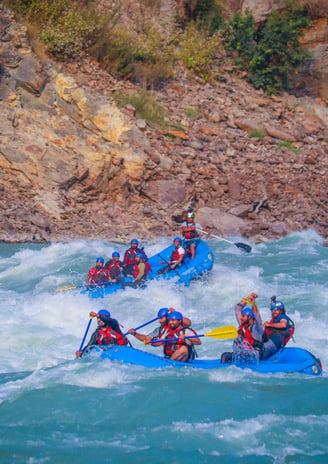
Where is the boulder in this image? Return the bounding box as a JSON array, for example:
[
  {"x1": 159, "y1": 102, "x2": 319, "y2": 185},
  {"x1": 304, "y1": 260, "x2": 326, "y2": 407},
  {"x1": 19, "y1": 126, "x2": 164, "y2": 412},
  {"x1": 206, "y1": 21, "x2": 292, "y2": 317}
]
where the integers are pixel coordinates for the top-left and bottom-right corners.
[{"x1": 197, "y1": 207, "x2": 248, "y2": 235}]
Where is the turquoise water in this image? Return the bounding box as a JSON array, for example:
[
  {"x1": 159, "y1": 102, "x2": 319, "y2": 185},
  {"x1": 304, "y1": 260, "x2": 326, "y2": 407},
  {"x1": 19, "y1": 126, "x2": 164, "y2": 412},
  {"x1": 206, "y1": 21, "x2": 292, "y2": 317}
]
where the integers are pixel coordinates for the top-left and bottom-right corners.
[{"x1": 0, "y1": 231, "x2": 327, "y2": 463}]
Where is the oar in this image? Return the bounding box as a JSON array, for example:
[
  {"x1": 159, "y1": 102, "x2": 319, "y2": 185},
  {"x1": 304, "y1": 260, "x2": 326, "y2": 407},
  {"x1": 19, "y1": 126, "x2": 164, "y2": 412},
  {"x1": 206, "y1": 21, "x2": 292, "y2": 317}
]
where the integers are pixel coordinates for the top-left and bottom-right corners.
[
  {"x1": 78, "y1": 318, "x2": 93, "y2": 352},
  {"x1": 56, "y1": 285, "x2": 84, "y2": 293},
  {"x1": 197, "y1": 229, "x2": 252, "y2": 253},
  {"x1": 150, "y1": 325, "x2": 238, "y2": 344},
  {"x1": 123, "y1": 316, "x2": 159, "y2": 337}
]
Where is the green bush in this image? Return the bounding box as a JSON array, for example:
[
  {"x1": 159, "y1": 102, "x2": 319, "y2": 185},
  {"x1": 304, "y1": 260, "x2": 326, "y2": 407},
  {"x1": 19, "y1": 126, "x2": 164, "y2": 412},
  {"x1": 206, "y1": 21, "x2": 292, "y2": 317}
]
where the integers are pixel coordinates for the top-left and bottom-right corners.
[
  {"x1": 178, "y1": 22, "x2": 220, "y2": 81},
  {"x1": 5, "y1": 0, "x2": 106, "y2": 59},
  {"x1": 192, "y1": 0, "x2": 225, "y2": 34},
  {"x1": 224, "y1": 2, "x2": 309, "y2": 93},
  {"x1": 112, "y1": 89, "x2": 166, "y2": 126}
]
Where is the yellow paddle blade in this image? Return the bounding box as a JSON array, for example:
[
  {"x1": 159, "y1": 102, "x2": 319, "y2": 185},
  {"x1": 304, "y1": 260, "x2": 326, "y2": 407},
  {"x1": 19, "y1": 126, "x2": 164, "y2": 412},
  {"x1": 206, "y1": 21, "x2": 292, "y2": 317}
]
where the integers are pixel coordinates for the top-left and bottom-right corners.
[
  {"x1": 204, "y1": 325, "x2": 238, "y2": 339},
  {"x1": 56, "y1": 285, "x2": 77, "y2": 293}
]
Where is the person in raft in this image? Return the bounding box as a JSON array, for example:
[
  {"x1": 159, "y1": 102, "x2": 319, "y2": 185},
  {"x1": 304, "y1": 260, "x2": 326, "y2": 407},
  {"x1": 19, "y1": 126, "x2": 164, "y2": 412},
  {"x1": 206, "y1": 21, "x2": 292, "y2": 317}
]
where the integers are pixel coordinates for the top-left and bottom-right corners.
[
  {"x1": 85, "y1": 257, "x2": 109, "y2": 287},
  {"x1": 104, "y1": 251, "x2": 126, "y2": 288},
  {"x1": 127, "y1": 252, "x2": 152, "y2": 288},
  {"x1": 75, "y1": 309, "x2": 128, "y2": 358},
  {"x1": 181, "y1": 209, "x2": 202, "y2": 259},
  {"x1": 262, "y1": 297, "x2": 295, "y2": 358},
  {"x1": 221, "y1": 293, "x2": 295, "y2": 364},
  {"x1": 123, "y1": 238, "x2": 148, "y2": 276},
  {"x1": 128, "y1": 307, "x2": 191, "y2": 344},
  {"x1": 157, "y1": 237, "x2": 185, "y2": 275},
  {"x1": 154, "y1": 311, "x2": 201, "y2": 362}
]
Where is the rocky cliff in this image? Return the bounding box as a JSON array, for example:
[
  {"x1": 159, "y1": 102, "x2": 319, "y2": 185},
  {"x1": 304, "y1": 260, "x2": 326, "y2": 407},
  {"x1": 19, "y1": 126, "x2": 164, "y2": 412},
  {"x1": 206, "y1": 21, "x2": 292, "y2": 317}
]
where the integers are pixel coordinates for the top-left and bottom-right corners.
[{"x1": 1, "y1": 3, "x2": 328, "y2": 244}]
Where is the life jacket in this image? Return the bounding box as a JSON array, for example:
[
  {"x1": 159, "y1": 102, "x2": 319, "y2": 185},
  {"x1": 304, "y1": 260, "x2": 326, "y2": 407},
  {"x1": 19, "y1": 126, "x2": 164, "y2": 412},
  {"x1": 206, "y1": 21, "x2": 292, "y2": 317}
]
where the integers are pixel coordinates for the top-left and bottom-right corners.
[
  {"x1": 107, "y1": 260, "x2": 122, "y2": 279},
  {"x1": 97, "y1": 326, "x2": 127, "y2": 346},
  {"x1": 132, "y1": 261, "x2": 152, "y2": 279},
  {"x1": 123, "y1": 247, "x2": 148, "y2": 266},
  {"x1": 162, "y1": 327, "x2": 197, "y2": 360},
  {"x1": 163, "y1": 326, "x2": 186, "y2": 357},
  {"x1": 238, "y1": 322, "x2": 263, "y2": 350},
  {"x1": 170, "y1": 247, "x2": 184, "y2": 262},
  {"x1": 263, "y1": 315, "x2": 295, "y2": 347},
  {"x1": 183, "y1": 222, "x2": 198, "y2": 240},
  {"x1": 88, "y1": 267, "x2": 108, "y2": 284},
  {"x1": 124, "y1": 248, "x2": 137, "y2": 266}
]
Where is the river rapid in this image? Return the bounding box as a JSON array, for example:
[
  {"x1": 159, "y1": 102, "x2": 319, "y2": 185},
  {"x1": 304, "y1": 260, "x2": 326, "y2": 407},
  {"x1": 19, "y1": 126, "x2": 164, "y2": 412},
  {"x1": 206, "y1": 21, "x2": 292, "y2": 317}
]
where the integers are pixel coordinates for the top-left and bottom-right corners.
[{"x1": 0, "y1": 230, "x2": 328, "y2": 464}]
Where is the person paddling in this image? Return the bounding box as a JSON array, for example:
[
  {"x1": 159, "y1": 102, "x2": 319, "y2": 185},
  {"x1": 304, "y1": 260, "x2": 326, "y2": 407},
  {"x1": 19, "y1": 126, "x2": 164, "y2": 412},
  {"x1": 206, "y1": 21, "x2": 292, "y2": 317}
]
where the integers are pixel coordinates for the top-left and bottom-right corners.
[
  {"x1": 76, "y1": 309, "x2": 127, "y2": 358},
  {"x1": 181, "y1": 209, "x2": 201, "y2": 259},
  {"x1": 157, "y1": 237, "x2": 185, "y2": 275},
  {"x1": 227, "y1": 293, "x2": 264, "y2": 364},
  {"x1": 128, "y1": 307, "x2": 191, "y2": 344},
  {"x1": 153, "y1": 311, "x2": 201, "y2": 362}
]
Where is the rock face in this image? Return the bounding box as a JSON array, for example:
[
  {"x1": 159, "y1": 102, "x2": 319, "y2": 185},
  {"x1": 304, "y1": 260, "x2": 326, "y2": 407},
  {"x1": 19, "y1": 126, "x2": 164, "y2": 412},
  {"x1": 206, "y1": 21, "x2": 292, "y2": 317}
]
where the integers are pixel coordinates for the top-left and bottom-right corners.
[{"x1": 1, "y1": 3, "x2": 328, "y2": 245}]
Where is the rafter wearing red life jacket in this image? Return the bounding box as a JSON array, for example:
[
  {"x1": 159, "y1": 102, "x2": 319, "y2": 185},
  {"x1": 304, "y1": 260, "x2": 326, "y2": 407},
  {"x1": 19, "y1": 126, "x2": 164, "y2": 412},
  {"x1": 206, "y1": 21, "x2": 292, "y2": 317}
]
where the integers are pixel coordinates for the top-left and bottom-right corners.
[
  {"x1": 182, "y1": 221, "x2": 199, "y2": 240},
  {"x1": 171, "y1": 247, "x2": 184, "y2": 262},
  {"x1": 238, "y1": 322, "x2": 263, "y2": 351},
  {"x1": 107, "y1": 261, "x2": 123, "y2": 279},
  {"x1": 97, "y1": 326, "x2": 127, "y2": 346},
  {"x1": 162, "y1": 326, "x2": 197, "y2": 359},
  {"x1": 124, "y1": 247, "x2": 148, "y2": 266},
  {"x1": 86, "y1": 267, "x2": 109, "y2": 285}
]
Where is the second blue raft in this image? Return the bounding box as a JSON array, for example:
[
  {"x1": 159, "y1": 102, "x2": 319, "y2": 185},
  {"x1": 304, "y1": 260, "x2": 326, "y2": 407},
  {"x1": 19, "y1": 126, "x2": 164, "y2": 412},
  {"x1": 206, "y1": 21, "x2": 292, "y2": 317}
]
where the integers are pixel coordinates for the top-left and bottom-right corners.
[{"x1": 80, "y1": 239, "x2": 214, "y2": 298}]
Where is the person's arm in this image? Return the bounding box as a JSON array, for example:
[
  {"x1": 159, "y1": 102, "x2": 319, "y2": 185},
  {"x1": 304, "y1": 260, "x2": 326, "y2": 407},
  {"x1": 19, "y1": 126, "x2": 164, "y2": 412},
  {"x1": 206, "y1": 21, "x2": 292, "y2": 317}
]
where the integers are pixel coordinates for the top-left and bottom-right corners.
[
  {"x1": 264, "y1": 317, "x2": 287, "y2": 329},
  {"x1": 85, "y1": 268, "x2": 93, "y2": 284},
  {"x1": 128, "y1": 329, "x2": 152, "y2": 343},
  {"x1": 76, "y1": 328, "x2": 99, "y2": 357}
]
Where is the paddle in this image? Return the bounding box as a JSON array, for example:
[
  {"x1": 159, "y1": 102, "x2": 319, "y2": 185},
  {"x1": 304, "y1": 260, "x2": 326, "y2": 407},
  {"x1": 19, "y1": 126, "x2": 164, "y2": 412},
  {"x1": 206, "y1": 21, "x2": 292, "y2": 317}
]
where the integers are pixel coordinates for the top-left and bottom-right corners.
[
  {"x1": 123, "y1": 316, "x2": 159, "y2": 337},
  {"x1": 157, "y1": 253, "x2": 187, "y2": 284},
  {"x1": 150, "y1": 325, "x2": 238, "y2": 344},
  {"x1": 56, "y1": 285, "x2": 80, "y2": 293},
  {"x1": 78, "y1": 318, "x2": 93, "y2": 352},
  {"x1": 197, "y1": 228, "x2": 252, "y2": 253}
]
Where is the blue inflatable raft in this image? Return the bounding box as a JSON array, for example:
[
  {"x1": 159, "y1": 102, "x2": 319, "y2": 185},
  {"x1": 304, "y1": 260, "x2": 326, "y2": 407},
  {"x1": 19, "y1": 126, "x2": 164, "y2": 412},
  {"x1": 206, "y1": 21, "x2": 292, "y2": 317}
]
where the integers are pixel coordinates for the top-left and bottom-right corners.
[
  {"x1": 80, "y1": 239, "x2": 214, "y2": 298},
  {"x1": 85, "y1": 345, "x2": 322, "y2": 376}
]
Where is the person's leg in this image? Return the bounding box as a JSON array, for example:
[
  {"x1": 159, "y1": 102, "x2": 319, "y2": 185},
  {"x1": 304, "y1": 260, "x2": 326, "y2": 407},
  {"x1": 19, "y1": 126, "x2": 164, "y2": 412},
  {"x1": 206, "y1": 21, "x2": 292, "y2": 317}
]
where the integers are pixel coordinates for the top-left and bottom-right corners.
[
  {"x1": 157, "y1": 265, "x2": 171, "y2": 275},
  {"x1": 170, "y1": 346, "x2": 189, "y2": 362},
  {"x1": 190, "y1": 243, "x2": 196, "y2": 259}
]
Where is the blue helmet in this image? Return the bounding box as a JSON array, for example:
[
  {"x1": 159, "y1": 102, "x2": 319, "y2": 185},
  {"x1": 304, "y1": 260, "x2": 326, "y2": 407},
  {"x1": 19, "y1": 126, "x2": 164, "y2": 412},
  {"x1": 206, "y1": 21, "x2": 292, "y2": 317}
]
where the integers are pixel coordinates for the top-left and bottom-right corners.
[
  {"x1": 271, "y1": 301, "x2": 285, "y2": 312},
  {"x1": 131, "y1": 238, "x2": 138, "y2": 245},
  {"x1": 157, "y1": 307, "x2": 169, "y2": 318},
  {"x1": 241, "y1": 306, "x2": 255, "y2": 319},
  {"x1": 168, "y1": 311, "x2": 183, "y2": 321},
  {"x1": 98, "y1": 309, "x2": 110, "y2": 317},
  {"x1": 173, "y1": 237, "x2": 182, "y2": 243},
  {"x1": 112, "y1": 251, "x2": 120, "y2": 258},
  {"x1": 96, "y1": 257, "x2": 104, "y2": 264},
  {"x1": 135, "y1": 253, "x2": 143, "y2": 258}
]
